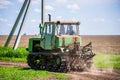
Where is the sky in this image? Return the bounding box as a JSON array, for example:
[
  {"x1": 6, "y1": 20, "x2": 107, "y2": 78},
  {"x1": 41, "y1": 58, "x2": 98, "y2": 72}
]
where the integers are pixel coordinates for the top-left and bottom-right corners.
[{"x1": 0, "y1": 0, "x2": 120, "y2": 35}]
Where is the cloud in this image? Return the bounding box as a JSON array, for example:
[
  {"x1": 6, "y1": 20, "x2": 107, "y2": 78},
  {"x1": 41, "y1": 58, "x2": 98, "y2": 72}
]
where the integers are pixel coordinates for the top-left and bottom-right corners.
[
  {"x1": 7, "y1": 23, "x2": 12, "y2": 27},
  {"x1": 15, "y1": 10, "x2": 20, "y2": 14},
  {"x1": 0, "y1": 0, "x2": 13, "y2": 9},
  {"x1": 45, "y1": 5, "x2": 54, "y2": 11},
  {"x1": 34, "y1": 8, "x2": 40, "y2": 13},
  {"x1": 0, "y1": 18, "x2": 8, "y2": 22},
  {"x1": 31, "y1": 19, "x2": 37, "y2": 23},
  {"x1": 67, "y1": 3, "x2": 80, "y2": 11},
  {"x1": 32, "y1": 0, "x2": 40, "y2": 4},
  {"x1": 56, "y1": 0, "x2": 68, "y2": 3},
  {"x1": 92, "y1": 18, "x2": 105, "y2": 22},
  {"x1": 55, "y1": 0, "x2": 118, "y2": 7},
  {"x1": 73, "y1": 0, "x2": 118, "y2": 6},
  {"x1": 56, "y1": 16, "x2": 62, "y2": 20},
  {"x1": 18, "y1": 0, "x2": 41, "y2": 4},
  {"x1": 71, "y1": 17, "x2": 78, "y2": 21},
  {"x1": 18, "y1": 0, "x2": 24, "y2": 3}
]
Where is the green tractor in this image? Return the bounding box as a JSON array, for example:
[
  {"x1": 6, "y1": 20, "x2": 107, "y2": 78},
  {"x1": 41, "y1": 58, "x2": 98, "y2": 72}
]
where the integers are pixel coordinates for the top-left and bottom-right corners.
[
  {"x1": 27, "y1": 21, "x2": 95, "y2": 72},
  {"x1": 3, "y1": 0, "x2": 95, "y2": 72}
]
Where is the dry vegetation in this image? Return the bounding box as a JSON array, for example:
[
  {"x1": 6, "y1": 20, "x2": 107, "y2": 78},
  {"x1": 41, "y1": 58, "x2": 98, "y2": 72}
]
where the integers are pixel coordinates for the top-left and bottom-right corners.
[{"x1": 0, "y1": 35, "x2": 120, "y2": 54}]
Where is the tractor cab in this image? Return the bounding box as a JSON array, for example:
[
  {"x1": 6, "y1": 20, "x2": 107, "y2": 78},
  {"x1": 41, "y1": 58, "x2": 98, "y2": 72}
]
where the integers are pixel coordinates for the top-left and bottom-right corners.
[
  {"x1": 56, "y1": 21, "x2": 80, "y2": 35},
  {"x1": 40, "y1": 21, "x2": 81, "y2": 50}
]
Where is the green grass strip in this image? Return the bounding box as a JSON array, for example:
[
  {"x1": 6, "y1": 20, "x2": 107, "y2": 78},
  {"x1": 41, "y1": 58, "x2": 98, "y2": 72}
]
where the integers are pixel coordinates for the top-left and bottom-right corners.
[
  {"x1": 0, "y1": 46, "x2": 28, "y2": 58},
  {"x1": 0, "y1": 57, "x2": 26, "y2": 62},
  {"x1": 0, "y1": 66, "x2": 67, "y2": 80},
  {"x1": 93, "y1": 52, "x2": 120, "y2": 69}
]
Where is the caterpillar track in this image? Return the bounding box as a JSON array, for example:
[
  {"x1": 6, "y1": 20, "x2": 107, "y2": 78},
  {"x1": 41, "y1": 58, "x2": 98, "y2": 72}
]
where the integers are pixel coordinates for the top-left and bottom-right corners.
[{"x1": 27, "y1": 42, "x2": 95, "y2": 72}]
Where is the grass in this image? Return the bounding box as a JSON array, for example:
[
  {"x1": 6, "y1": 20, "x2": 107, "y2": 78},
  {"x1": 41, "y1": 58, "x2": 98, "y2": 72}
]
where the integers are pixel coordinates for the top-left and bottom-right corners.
[
  {"x1": 54, "y1": 73, "x2": 67, "y2": 79},
  {"x1": 0, "y1": 66, "x2": 67, "y2": 80},
  {"x1": 0, "y1": 57, "x2": 26, "y2": 62},
  {"x1": 93, "y1": 52, "x2": 120, "y2": 69},
  {"x1": 0, "y1": 46, "x2": 28, "y2": 58},
  {"x1": 0, "y1": 46, "x2": 68, "y2": 80},
  {"x1": 0, "y1": 46, "x2": 120, "y2": 69},
  {"x1": 0, "y1": 46, "x2": 28, "y2": 62}
]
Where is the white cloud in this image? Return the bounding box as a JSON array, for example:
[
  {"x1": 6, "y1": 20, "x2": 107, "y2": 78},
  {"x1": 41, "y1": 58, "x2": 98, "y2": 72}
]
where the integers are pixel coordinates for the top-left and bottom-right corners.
[
  {"x1": 31, "y1": 19, "x2": 37, "y2": 23},
  {"x1": 18, "y1": 0, "x2": 40, "y2": 4},
  {"x1": 0, "y1": 18, "x2": 8, "y2": 22},
  {"x1": 32, "y1": 0, "x2": 40, "y2": 4},
  {"x1": 92, "y1": 18, "x2": 105, "y2": 22},
  {"x1": 71, "y1": 17, "x2": 77, "y2": 21},
  {"x1": 100, "y1": 18, "x2": 105, "y2": 22},
  {"x1": 45, "y1": 5, "x2": 54, "y2": 11},
  {"x1": 0, "y1": 0, "x2": 13, "y2": 9},
  {"x1": 67, "y1": 3, "x2": 80, "y2": 10},
  {"x1": 55, "y1": 0, "x2": 118, "y2": 7},
  {"x1": 34, "y1": 8, "x2": 40, "y2": 13},
  {"x1": 18, "y1": 0, "x2": 24, "y2": 3},
  {"x1": 56, "y1": 16, "x2": 62, "y2": 20},
  {"x1": 7, "y1": 23, "x2": 12, "y2": 27},
  {"x1": 16, "y1": 10, "x2": 19, "y2": 14},
  {"x1": 56, "y1": 0, "x2": 68, "y2": 3},
  {"x1": 73, "y1": 0, "x2": 117, "y2": 6}
]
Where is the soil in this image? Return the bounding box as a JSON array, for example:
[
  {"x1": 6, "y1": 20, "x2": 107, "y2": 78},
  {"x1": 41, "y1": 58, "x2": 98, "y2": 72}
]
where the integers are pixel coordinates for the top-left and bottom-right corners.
[
  {"x1": 0, "y1": 61, "x2": 120, "y2": 80},
  {"x1": 0, "y1": 61, "x2": 29, "y2": 68},
  {"x1": 68, "y1": 70, "x2": 120, "y2": 80}
]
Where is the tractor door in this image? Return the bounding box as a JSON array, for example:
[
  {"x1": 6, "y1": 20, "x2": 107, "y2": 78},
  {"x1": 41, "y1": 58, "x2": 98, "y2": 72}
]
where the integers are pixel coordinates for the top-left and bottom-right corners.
[{"x1": 40, "y1": 22, "x2": 55, "y2": 50}]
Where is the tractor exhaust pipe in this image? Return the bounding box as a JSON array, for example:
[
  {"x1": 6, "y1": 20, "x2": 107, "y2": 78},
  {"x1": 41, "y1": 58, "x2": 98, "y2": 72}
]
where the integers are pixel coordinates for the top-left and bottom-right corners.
[
  {"x1": 48, "y1": 14, "x2": 51, "y2": 32},
  {"x1": 48, "y1": 14, "x2": 51, "y2": 22}
]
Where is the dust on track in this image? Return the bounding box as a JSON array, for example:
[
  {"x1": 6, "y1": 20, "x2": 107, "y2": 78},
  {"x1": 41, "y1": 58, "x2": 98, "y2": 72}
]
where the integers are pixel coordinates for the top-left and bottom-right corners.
[{"x1": 0, "y1": 60, "x2": 120, "y2": 80}]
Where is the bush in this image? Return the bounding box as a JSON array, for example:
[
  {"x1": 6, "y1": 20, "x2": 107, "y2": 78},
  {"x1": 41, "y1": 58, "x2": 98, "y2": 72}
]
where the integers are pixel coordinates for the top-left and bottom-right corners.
[{"x1": 0, "y1": 46, "x2": 28, "y2": 58}]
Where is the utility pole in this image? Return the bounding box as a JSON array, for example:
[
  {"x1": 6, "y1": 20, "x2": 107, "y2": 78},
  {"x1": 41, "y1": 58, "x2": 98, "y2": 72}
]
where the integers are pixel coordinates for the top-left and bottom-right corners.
[
  {"x1": 4, "y1": 0, "x2": 45, "y2": 49},
  {"x1": 4, "y1": 0, "x2": 29, "y2": 47},
  {"x1": 41, "y1": 0, "x2": 45, "y2": 24},
  {"x1": 13, "y1": 0, "x2": 31, "y2": 50}
]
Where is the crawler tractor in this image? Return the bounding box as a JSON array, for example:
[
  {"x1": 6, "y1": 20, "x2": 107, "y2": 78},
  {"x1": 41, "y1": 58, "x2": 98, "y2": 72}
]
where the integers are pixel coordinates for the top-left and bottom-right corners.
[
  {"x1": 4, "y1": 0, "x2": 95, "y2": 72},
  {"x1": 27, "y1": 21, "x2": 95, "y2": 72}
]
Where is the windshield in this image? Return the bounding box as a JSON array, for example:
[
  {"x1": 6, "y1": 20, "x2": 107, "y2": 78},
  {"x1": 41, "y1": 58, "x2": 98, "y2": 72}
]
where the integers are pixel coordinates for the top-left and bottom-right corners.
[{"x1": 56, "y1": 24, "x2": 79, "y2": 35}]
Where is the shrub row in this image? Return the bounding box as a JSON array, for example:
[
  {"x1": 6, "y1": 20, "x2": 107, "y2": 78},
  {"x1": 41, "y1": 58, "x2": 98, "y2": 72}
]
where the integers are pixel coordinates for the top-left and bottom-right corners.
[{"x1": 0, "y1": 46, "x2": 29, "y2": 58}]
